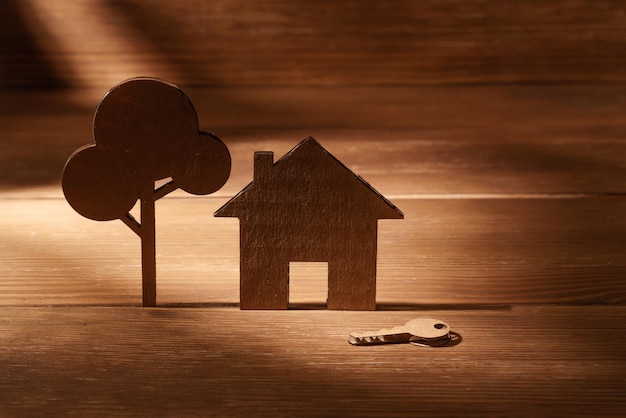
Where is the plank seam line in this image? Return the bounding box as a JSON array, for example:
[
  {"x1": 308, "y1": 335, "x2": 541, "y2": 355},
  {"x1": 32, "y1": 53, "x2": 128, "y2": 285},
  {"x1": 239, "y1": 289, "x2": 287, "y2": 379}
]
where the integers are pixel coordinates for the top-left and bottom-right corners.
[
  {"x1": 385, "y1": 193, "x2": 626, "y2": 200},
  {"x1": 3, "y1": 192, "x2": 626, "y2": 201}
]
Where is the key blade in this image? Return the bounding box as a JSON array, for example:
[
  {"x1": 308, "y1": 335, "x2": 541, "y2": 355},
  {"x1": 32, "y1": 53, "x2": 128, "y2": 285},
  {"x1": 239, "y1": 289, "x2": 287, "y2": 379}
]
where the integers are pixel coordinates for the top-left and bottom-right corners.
[
  {"x1": 349, "y1": 325, "x2": 415, "y2": 345},
  {"x1": 349, "y1": 331, "x2": 413, "y2": 345}
]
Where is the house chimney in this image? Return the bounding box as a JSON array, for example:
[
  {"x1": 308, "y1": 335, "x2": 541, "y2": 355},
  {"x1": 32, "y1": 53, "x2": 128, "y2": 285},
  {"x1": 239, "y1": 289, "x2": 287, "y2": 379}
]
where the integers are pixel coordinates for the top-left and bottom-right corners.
[{"x1": 254, "y1": 151, "x2": 274, "y2": 182}]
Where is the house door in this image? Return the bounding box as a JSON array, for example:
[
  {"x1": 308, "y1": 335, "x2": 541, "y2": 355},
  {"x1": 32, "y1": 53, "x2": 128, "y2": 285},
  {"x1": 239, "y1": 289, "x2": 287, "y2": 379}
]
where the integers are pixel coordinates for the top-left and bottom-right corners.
[{"x1": 288, "y1": 262, "x2": 328, "y2": 308}]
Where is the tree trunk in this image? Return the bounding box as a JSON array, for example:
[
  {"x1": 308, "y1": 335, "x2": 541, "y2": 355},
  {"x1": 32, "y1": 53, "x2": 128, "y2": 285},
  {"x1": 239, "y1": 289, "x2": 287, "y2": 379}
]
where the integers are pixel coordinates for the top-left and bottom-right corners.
[{"x1": 140, "y1": 183, "x2": 157, "y2": 307}]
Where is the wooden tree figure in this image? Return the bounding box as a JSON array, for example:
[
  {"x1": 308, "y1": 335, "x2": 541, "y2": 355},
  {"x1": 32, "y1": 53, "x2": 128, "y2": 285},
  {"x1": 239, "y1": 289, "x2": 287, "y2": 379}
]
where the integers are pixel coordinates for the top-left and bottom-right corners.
[
  {"x1": 215, "y1": 137, "x2": 403, "y2": 310},
  {"x1": 62, "y1": 78, "x2": 231, "y2": 307}
]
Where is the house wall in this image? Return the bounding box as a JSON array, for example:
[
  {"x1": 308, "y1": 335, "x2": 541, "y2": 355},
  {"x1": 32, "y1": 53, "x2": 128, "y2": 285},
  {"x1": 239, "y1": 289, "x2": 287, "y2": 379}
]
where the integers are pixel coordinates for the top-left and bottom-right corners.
[
  {"x1": 327, "y1": 226, "x2": 378, "y2": 310},
  {"x1": 239, "y1": 224, "x2": 290, "y2": 309},
  {"x1": 238, "y1": 218, "x2": 379, "y2": 310},
  {"x1": 3, "y1": 0, "x2": 625, "y2": 89}
]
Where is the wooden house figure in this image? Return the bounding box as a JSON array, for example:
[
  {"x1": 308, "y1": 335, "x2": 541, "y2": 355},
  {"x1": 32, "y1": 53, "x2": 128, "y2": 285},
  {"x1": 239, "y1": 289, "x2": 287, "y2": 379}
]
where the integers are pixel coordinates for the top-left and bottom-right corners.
[{"x1": 215, "y1": 137, "x2": 403, "y2": 310}]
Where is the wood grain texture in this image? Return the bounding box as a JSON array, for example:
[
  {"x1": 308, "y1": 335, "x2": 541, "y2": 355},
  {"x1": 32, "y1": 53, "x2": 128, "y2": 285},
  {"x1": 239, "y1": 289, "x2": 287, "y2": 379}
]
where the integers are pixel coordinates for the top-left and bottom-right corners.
[
  {"x1": 2, "y1": 85, "x2": 626, "y2": 196},
  {"x1": 0, "y1": 306, "x2": 624, "y2": 417},
  {"x1": 3, "y1": 1, "x2": 626, "y2": 88}
]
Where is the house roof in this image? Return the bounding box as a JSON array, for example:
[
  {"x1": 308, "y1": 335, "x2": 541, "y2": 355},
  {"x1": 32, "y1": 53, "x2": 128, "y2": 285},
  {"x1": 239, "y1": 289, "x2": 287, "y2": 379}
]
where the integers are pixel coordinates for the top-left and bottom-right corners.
[{"x1": 214, "y1": 137, "x2": 403, "y2": 220}]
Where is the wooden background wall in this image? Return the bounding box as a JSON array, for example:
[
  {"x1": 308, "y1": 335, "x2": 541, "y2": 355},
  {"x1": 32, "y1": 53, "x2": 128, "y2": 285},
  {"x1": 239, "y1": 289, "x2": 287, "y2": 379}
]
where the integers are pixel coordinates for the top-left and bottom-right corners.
[{"x1": 2, "y1": 0, "x2": 626, "y2": 89}]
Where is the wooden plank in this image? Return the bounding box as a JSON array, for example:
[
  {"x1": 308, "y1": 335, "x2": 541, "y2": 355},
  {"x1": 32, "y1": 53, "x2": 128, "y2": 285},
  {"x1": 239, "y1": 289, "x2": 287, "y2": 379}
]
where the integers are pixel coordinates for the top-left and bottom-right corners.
[
  {"x1": 377, "y1": 197, "x2": 626, "y2": 305},
  {"x1": 0, "y1": 305, "x2": 623, "y2": 417},
  {"x1": 1, "y1": 197, "x2": 625, "y2": 306},
  {"x1": 2, "y1": 86, "x2": 626, "y2": 197},
  {"x1": 3, "y1": 1, "x2": 626, "y2": 88}
]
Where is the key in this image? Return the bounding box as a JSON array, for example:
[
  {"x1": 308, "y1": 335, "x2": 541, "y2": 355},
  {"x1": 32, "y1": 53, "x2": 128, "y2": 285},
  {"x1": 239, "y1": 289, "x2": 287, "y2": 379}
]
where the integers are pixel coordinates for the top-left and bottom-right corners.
[{"x1": 349, "y1": 318, "x2": 451, "y2": 346}]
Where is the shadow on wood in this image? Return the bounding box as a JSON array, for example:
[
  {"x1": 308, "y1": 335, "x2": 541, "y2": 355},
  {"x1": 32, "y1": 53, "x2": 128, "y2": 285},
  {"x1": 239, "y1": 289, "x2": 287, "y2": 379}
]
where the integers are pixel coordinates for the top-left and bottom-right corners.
[
  {"x1": 62, "y1": 78, "x2": 231, "y2": 306},
  {"x1": 215, "y1": 137, "x2": 403, "y2": 310}
]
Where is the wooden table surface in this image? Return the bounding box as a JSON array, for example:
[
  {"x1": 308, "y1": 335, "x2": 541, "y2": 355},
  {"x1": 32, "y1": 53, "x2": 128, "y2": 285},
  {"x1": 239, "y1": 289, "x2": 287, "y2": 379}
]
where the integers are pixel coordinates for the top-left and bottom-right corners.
[{"x1": 1, "y1": 85, "x2": 625, "y2": 417}]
